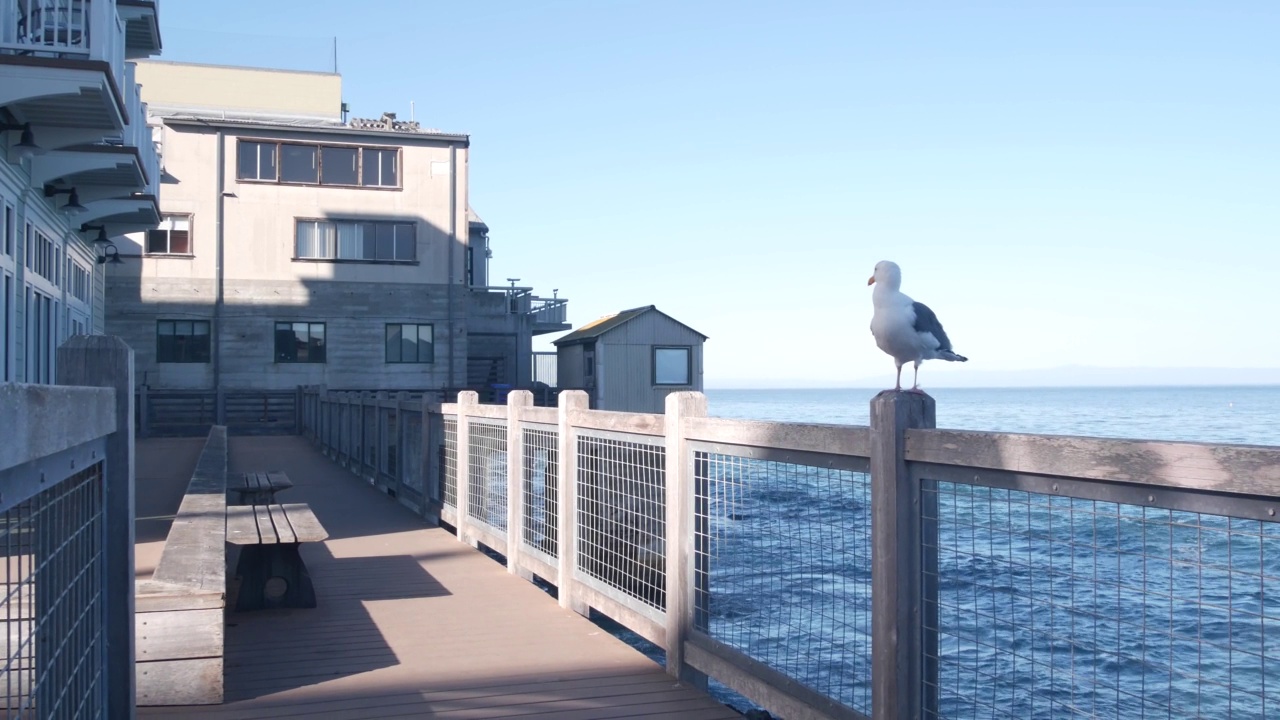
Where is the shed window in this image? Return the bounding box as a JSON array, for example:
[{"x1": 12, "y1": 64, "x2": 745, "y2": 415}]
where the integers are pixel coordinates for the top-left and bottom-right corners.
[{"x1": 653, "y1": 346, "x2": 691, "y2": 385}]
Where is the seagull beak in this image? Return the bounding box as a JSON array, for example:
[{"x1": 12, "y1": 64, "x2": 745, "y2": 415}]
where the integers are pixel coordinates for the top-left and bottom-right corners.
[{"x1": 867, "y1": 275, "x2": 876, "y2": 286}]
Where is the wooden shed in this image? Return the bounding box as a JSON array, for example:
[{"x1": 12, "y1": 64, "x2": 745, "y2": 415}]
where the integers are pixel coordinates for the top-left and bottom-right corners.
[{"x1": 554, "y1": 305, "x2": 707, "y2": 413}]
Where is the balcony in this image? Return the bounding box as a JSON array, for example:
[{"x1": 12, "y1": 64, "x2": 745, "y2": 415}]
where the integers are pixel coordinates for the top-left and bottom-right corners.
[
  {"x1": 472, "y1": 285, "x2": 571, "y2": 335},
  {"x1": 1, "y1": 0, "x2": 161, "y2": 232}
]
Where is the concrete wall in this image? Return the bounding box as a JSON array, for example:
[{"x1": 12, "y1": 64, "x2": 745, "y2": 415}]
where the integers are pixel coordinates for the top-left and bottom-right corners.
[{"x1": 135, "y1": 61, "x2": 342, "y2": 120}]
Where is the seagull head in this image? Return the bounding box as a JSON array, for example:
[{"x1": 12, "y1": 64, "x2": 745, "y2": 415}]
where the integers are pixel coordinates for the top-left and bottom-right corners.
[{"x1": 868, "y1": 260, "x2": 902, "y2": 291}]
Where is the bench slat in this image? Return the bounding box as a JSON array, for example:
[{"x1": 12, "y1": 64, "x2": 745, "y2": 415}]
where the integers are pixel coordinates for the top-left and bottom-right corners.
[
  {"x1": 278, "y1": 503, "x2": 328, "y2": 543},
  {"x1": 268, "y1": 503, "x2": 298, "y2": 544},
  {"x1": 265, "y1": 471, "x2": 294, "y2": 491},
  {"x1": 225, "y1": 506, "x2": 262, "y2": 545}
]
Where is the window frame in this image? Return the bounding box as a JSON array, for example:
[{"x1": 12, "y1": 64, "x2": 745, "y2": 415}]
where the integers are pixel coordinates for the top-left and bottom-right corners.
[
  {"x1": 236, "y1": 138, "x2": 403, "y2": 190},
  {"x1": 652, "y1": 345, "x2": 693, "y2": 386},
  {"x1": 385, "y1": 323, "x2": 435, "y2": 364},
  {"x1": 156, "y1": 319, "x2": 211, "y2": 363},
  {"x1": 294, "y1": 218, "x2": 417, "y2": 264},
  {"x1": 146, "y1": 214, "x2": 193, "y2": 256},
  {"x1": 274, "y1": 321, "x2": 326, "y2": 364}
]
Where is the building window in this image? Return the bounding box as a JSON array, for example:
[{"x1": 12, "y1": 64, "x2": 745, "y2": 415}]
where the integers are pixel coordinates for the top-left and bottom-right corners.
[
  {"x1": 275, "y1": 322, "x2": 325, "y2": 363},
  {"x1": 237, "y1": 139, "x2": 401, "y2": 189},
  {"x1": 280, "y1": 144, "x2": 319, "y2": 183},
  {"x1": 385, "y1": 323, "x2": 433, "y2": 363},
  {"x1": 146, "y1": 215, "x2": 192, "y2": 255},
  {"x1": 3, "y1": 204, "x2": 12, "y2": 257},
  {"x1": 157, "y1": 320, "x2": 211, "y2": 363},
  {"x1": 653, "y1": 346, "x2": 692, "y2": 385},
  {"x1": 295, "y1": 219, "x2": 416, "y2": 262},
  {"x1": 237, "y1": 141, "x2": 277, "y2": 181}
]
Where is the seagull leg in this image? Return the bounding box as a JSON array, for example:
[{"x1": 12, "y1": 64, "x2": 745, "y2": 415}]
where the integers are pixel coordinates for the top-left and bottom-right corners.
[
  {"x1": 894, "y1": 363, "x2": 903, "y2": 391},
  {"x1": 908, "y1": 360, "x2": 926, "y2": 394}
]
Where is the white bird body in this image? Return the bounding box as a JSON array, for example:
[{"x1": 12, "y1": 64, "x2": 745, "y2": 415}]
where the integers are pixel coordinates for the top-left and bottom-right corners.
[{"x1": 868, "y1": 260, "x2": 967, "y2": 391}]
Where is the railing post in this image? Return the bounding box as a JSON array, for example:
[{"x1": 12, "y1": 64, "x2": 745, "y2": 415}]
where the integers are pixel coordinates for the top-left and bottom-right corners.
[
  {"x1": 456, "y1": 390, "x2": 477, "y2": 547},
  {"x1": 507, "y1": 390, "x2": 533, "y2": 579},
  {"x1": 56, "y1": 335, "x2": 136, "y2": 720},
  {"x1": 138, "y1": 382, "x2": 148, "y2": 439},
  {"x1": 395, "y1": 390, "x2": 410, "y2": 496},
  {"x1": 870, "y1": 390, "x2": 936, "y2": 720},
  {"x1": 556, "y1": 390, "x2": 588, "y2": 615},
  {"x1": 423, "y1": 394, "x2": 442, "y2": 525},
  {"x1": 664, "y1": 391, "x2": 708, "y2": 687}
]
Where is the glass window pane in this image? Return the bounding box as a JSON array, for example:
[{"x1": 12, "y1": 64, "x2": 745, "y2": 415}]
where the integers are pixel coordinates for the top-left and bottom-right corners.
[
  {"x1": 361, "y1": 148, "x2": 379, "y2": 186},
  {"x1": 401, "y1": 324, "x2": 416, "y2": 361},
  {"x1": 417, "y1": 325, "x2": 433, "y2": 362},
  {"x1": 169, "y1": 229, "x2": 190, "y2": 254},
  {"x1": 375, "y1": 223, "x2": 394, "y2": 260},
  {"x1": 319, "y1": 222, "x2": 336, "y2": 258},
  {"x1": 237, "y1": 141, "x2": 259, "y2": 179},
  {"x1": 336, "y1": 222, "x2": 360, "y2": 259},
  {"x1": 296, "y1": 222, "x2": 316, "y2": 258},
  {"x1": 310, "y1": 323, "x2": 326, "y2": 363},
  {"x1": 382, "y1": 150, "x2": 398, "y2": 186},
  {"x1": 157, "y1": 321, "x2": 173, "y2": 336},
  {"x1": 146, "y1": 229, "x2": 167, "y2": 253},
  {"x1": 360, "y1": 223, "x2": 377, "y2": 259},
  {"x1": 275, "y1": 323, "x2": 295, "y2": 362},
  {"x1": 280, "y1": 144, "x2": 318, "y2": 183},
  {"x1": 386, "y1": 324, "x2": 401, "y2": 362},
  {"x1": 321, "y1": 146, "x2": 359, "y2": 185},
  {"x1": 260, "y1": 143, "x2": 277, "y2": 180},
  {"x1": 655, "y1": 348, "x2": 690, "y2": 385},
  {"x1": 394, "y1": 223, "x2": 415, "y2": 260}
]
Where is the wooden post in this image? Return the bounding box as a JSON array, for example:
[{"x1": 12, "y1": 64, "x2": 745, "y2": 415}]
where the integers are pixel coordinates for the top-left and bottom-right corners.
[
  {"x1": 506, "y1": 390, "x2": 533, "y2": 579},
  {"x1": 395, "y1": 391, "x2": 410, "y2": 496},
  {"x1": 556, "y1": 390, "x2": 588, "y2": 614},
  {"x1": 870, "y1": 390, "x2": 936, "y2": 720},
  {"x1": 423, "y1": 394, "x2": 442, "y2": 525},
  {"x1": 455, "y1": 391, "x2": 477, "y2": 547},
  {"x1": 664, "y1": 391, "x2": 708, "y2": 687},
  {"x1": 56, "y1": 335, "x2": 136, "y2": 720},
  {"x1": 138, "y1": 382, "x2": 148, "y2": 439}
]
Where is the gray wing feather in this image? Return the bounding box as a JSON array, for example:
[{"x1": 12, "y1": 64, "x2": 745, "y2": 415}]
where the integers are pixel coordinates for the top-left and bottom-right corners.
[{"x1": 911, "y1": 302, "x2": 954, "y2": 351}]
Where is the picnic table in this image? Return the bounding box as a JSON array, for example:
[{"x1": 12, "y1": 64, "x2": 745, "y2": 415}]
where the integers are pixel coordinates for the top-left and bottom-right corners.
[
  {"x1": 228, "y1": 471, "x2": 294, "y2": 505},
  {"x1": 226, "y1": 502, "x2": 328, "y2": 611}
]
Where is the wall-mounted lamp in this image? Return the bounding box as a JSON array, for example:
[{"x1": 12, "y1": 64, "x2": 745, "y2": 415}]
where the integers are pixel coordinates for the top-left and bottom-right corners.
[
  {"x1": 81, "y1": 224, "x2": 110, "y2": 243},
  {"x1": 1, "y1": 122, "x2": 43, "y2": 161},
  {"x1": 96, "y1": 243, "x2": 122, "y2": 265},
  {"x1": 44, "y1": 185, "x2": 86, "y2": 215}
]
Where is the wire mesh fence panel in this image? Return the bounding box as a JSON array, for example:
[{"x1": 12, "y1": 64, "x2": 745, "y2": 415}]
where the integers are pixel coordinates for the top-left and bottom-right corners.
[
  {"x1": 521, "y1": 426, "x2": 559, "y2": 562},
  {"x1": 467, "y1": 420, "x2": 508, "y2": 535},
  {"x1": 576, "y1": 432, "x2": 667, "y2": 611},
  {"x1": 923, "y1": 481, "x2": 1280, "y2": 720},
  {"x1": 442, "y1": 417, "x2": 458, "y2": 509},
  {"x1": 696, "y1": 452, "x2": 873, "y2": 716},
  {"x1": 2, "y1": 464, "x2": 106, "y2": 718},
  {"x1": 401, "y1": 410, "x2": 424, "y2": 493}
]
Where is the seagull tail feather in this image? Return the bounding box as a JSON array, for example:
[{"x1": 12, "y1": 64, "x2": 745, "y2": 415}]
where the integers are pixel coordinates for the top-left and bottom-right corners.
[{"x1": 938, "y1": 350, "x2": 968, "y2": 362}]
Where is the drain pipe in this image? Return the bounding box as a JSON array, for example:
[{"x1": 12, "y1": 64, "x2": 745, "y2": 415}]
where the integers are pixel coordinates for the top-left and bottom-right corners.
[
  {"x1": 447, "y1": 143, "x2": 458, "y2": 389},
  {"x1": 214, "y1": 130, "x2": 225, "y2": 422}
]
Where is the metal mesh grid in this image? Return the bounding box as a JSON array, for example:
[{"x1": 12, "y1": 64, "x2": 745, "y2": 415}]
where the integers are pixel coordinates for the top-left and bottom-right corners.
[
  {"x1": 923, "y1": 481, "x2": 1280, "y2": 719},
  {"x1": 2, "y1": 464, "x2": 106, "y2": 718},
  {"x1": 576, "y1": 433, "x2": 667, "y2": 611},
  {"x1": 442, "y1": 417, "x2": 458, "y2": 509},
  {"x1": 521, "y1": 427, "x2": 559, "y2": 561},
  {"x1": 697, "y1": 452, "x2": 873, "y2": 715},
  {"x1": 467, "y1": 421, "x2": 509, "y2": 533},
  {"x1": 401, "y1": 410, "x2": 424, "y2": 493}
]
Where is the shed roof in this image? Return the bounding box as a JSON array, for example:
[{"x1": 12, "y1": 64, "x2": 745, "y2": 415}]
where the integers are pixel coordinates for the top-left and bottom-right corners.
[{"x1": 553, "y1": 305, "x2": 708, "y2": 346}]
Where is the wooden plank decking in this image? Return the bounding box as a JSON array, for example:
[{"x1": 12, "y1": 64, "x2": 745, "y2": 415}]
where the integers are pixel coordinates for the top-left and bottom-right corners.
[{"x1": 139, "y1": 435, "x2": 741, "y2": 719}]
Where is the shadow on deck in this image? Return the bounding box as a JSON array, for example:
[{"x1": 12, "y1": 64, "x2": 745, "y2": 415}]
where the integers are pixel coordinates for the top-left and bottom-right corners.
[{"x1": 138, "y1": 435, "x2": 740, "y2": 719}]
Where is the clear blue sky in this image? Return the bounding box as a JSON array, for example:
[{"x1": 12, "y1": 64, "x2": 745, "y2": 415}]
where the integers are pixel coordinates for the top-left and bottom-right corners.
[{"x1": 160, "y1": 2, "x2": 1279, "y2": 387}]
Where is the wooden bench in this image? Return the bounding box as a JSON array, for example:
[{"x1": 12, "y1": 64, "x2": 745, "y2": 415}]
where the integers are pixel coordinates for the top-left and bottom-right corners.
[
  {"x1": 228, "y1": 470, "x2": 294, "y2": 505},
  {"x1": 226, "y1": 502, "x2": 329, "y2": 611}
]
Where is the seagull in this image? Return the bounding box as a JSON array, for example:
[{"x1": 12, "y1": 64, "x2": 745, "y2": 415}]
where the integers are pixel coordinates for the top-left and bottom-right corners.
[{"x1": 868, "y1": 260, "x2": 967, "y2": 392}]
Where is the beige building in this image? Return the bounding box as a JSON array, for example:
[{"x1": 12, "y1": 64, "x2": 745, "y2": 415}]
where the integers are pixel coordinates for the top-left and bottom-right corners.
[
  {"x1": 0, "y1": 0, "x2": 162, "y2": 384},
  {"x1": 107, "y1": 61, "x2": 567, "y2": 413}
]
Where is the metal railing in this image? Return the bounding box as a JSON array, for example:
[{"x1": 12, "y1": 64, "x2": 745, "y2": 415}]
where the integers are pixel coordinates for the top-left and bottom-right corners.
[
  {"x1": 1, "y1": 336, "x2": 134, "y2": 719},
  {"x1": 297, "y1": 387, "x2": 1280, "y2": 720}
]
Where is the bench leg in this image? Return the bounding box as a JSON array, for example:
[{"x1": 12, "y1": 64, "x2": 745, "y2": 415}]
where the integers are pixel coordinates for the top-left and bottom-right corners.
[{"x1": 234, "y1": 543, "x2": 317, "y2": 611}]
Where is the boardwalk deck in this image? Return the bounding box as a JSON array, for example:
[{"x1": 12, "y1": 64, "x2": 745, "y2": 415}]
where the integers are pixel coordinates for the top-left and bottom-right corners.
[{"x1": 138, "y1": 435, "x2": 741, "y2": 719}]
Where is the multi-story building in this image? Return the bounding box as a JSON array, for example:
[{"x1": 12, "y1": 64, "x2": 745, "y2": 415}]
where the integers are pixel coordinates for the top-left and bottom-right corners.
[
  {"x1": 0, "y1": 0, "x2": 162, "y2": 384},
  {"x1": 106, "y1": 60, "x2": 567, "y2": 412}
]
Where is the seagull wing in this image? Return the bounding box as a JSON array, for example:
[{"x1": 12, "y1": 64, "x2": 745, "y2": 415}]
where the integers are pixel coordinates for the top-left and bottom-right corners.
[{"x1": 911, "y1": 301, "x2": 954, "y2": 352}]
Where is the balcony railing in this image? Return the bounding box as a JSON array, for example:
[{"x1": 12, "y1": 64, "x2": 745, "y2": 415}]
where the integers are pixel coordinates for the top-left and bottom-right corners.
[
  {"x1": 0, "y1": 0, "x2": 126, "y2": 80},
  {"x1": 472, "y1": 286, "x2": 569, "y2": 324}
]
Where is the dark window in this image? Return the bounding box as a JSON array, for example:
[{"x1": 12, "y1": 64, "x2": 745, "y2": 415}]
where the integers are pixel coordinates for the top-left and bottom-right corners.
[
  {"x1": 320, "y1": 146, "x2": 359, "y2": 185},
  {"x1": 280, "y1": 144, "x2": 319, "y2": 183},
  {"x1": 146, "y1": 215, "x2": 192, "y2": 254},
  {"x1": 653, "y1": 346, "x2": 692, "y2": 385},
  {"x1": 3, "y1": 205, "x2": 12, "y2": 257},
  {"x1": 362, "y1": 148, "x2": 398, "y2": 187},
  {"x1": 157, "y1": 320, "x2": 211, "y2": 363},
  {"x1": 295, "y1": 219, "x2": 415, "y2": 262},
  {"x1": 385, "y1": 323, "x2": 434, "y2": 363},
  {"x1": 237, "y1": 141, "x2": 277, "y2": 181},
  {"x1": 275, "y1": 322, "x2": 325, "y2": 363}
]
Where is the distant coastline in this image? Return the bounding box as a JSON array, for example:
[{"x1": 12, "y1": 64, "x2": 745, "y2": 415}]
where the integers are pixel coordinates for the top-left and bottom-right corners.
[{"x1": 707, "y1": 366, "x2": 1280, "y2": 390}]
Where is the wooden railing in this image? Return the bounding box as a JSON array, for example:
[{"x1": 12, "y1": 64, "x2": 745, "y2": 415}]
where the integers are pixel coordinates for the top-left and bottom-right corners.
[{"x1": 299, "y1": 386, "x2": 1280, "y2": 720}]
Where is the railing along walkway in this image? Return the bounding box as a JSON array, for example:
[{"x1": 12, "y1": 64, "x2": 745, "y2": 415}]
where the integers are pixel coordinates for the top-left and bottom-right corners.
[{"x1": 139, "y1": 435, "x2": 740, "y2": 719}]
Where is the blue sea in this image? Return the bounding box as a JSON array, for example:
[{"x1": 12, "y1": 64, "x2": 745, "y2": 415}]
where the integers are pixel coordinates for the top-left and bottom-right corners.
[{"x1": 672, "y1": 386, "x2": 1280, "y2": 718}]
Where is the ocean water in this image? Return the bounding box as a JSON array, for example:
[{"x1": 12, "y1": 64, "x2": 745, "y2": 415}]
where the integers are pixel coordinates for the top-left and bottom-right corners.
[{"x1": 686, "y1": 386, "x2": 1280, "y2": 718}]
